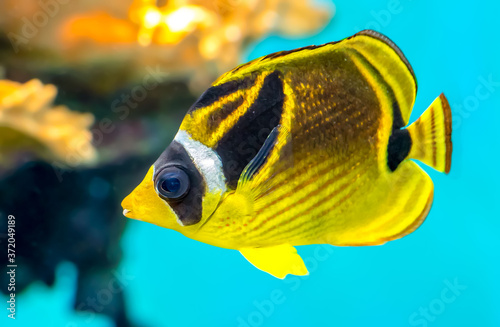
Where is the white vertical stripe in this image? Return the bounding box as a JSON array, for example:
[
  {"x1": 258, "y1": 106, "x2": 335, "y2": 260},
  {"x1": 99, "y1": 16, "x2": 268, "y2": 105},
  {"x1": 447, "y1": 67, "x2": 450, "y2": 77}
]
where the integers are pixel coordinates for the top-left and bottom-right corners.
[{"x1": 174, "y1": 130, "x2": 226, "y2": 195}]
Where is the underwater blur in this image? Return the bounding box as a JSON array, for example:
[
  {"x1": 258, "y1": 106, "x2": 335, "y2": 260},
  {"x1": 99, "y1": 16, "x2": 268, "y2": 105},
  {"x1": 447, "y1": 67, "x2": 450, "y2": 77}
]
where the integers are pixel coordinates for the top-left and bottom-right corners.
[{"x1": 0, "y1": 0, "x2": 498, "y2": 326}]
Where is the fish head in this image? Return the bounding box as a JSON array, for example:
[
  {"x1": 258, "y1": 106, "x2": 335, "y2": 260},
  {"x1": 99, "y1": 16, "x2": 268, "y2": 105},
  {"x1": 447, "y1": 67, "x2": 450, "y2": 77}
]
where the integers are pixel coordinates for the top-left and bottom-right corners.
[{"x1": 121, "y1": 130, "x2": 226, "y2": 233}]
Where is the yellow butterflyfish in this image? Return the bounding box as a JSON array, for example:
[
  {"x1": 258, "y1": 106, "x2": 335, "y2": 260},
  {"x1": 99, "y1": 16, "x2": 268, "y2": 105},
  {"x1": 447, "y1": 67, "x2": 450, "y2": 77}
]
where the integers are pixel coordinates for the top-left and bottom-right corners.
[{"x1": 122, "y1": 30, "x2": 452, "y2": 279}]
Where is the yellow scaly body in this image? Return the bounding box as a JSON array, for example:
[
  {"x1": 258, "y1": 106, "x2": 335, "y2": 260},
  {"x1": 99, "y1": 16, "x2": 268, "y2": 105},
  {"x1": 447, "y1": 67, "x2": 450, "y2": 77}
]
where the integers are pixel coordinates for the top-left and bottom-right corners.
[{"x1": 122, "y1": 30, "x2": 452, "y2": 278}]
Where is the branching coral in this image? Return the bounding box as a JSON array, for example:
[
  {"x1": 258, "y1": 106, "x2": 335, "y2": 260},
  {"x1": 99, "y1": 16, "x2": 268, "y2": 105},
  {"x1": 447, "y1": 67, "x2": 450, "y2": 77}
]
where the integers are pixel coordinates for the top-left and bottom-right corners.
[
  {"x1": 0, "y1": 0, "x2": 334, "y2": 93},
  {"x1": 0, "y1": 79, "x2": 97, "y2": 168}
]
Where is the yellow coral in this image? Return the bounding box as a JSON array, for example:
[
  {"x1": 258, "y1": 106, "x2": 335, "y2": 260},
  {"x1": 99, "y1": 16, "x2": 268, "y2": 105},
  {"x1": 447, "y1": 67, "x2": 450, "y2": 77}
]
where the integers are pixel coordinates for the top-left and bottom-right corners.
[
  {"x1": 0, "y1": 0, "x2": 334, "y2": 94},
  {"x1": 0, "y1": 79, "x2": 97, "y2": 167},
  {"x1": 56, "y1": 0, "x2": 334, "y2": 91}
]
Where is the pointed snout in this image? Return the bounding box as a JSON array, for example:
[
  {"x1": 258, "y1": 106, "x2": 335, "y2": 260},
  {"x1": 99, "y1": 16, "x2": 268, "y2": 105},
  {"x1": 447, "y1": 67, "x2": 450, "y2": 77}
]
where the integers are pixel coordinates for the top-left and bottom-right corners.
[
  {"x1": 120, "y1": 165, "x2": 180, "y2": 229},
  {"x1": 121, "y1": 195, "x2": 141, "y2": 220},
  {"x1": 121, "y1": 166, "x2": 157, "y2": 221}
]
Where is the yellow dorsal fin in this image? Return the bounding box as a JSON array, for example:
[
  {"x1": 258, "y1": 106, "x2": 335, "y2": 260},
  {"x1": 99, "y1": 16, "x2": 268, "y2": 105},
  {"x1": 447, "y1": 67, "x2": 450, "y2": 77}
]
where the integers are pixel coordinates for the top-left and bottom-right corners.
[
  {"x1": 239, "y1": 244, "x2": 309, "y2": 279},
  {"x1": 213, "y1": 30, "x2": 416, "y2": 127},
  {"x1": 348, "y1": 30, "x2": 417, "y2": 126}
]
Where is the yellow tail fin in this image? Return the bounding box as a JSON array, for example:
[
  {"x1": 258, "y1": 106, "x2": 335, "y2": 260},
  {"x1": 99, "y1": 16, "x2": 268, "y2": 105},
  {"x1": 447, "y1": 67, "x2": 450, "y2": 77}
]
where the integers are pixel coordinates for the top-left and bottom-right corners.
[{"x1": 407, "y1": 93, "x2": 452, "y2": 173}]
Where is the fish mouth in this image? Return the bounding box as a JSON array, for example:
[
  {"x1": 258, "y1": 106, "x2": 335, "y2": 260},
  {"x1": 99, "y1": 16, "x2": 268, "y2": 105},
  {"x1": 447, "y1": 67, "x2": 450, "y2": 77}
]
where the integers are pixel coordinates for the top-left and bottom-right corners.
[
  {"x1": 122, "y1": 208, "x2": 141, "y2": 220},
  {"x1": 122, "y1": 191, "x2": 141, "y2": 220}
]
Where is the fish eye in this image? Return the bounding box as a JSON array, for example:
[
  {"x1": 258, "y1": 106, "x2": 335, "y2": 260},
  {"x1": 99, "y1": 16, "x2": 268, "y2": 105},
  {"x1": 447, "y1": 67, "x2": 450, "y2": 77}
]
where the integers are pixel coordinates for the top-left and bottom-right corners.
[{"x1": 155, "y1": 167, "x2": 190, "y2": 201}]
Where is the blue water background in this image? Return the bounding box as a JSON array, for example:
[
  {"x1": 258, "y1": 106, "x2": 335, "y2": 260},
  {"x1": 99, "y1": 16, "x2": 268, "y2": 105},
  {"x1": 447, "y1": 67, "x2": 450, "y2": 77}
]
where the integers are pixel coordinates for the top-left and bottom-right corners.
[{"x1": 3, "y1": 0, "x2": 499, "y2": 326}]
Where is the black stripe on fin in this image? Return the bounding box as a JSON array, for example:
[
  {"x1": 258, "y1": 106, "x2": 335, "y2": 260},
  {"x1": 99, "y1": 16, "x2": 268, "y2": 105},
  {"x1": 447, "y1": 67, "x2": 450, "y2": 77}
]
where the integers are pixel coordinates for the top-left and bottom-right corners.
[
  {"x1": 392, "y1": 101, "x2": 405, "y2": 129},
  {"x1": 387, "y1": 129, "x2": 412, "y2": 171},
  {"x1": 262, "y1": 44, "x2": 322, "y2": 61},
  {"x1": 349, "y1": 48, "x2": 406, "y2": 130},
  {"x1": 355, "y1": 30, "x2": 417, "y2": 91},
  {"x1": 239, "y1": 126, "x2": 279, "y2": 183}
]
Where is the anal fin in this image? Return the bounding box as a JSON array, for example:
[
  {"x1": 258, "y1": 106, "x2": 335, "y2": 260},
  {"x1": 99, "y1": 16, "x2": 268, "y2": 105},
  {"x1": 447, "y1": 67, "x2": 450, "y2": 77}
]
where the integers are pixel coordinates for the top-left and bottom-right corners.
[
  {"x1": 240, "y1": 244, "x2": 309, "y2": 279},
  {"x1": 332, "y1": 161, "x2": 434, "y2": 246}
]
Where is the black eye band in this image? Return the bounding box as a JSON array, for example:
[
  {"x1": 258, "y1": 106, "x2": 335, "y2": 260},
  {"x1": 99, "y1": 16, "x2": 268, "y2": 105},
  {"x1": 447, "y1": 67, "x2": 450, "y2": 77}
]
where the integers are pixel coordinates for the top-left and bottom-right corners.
[
  {"x1": 155, "y1": 167, "x2": 190, "y2": 201},
  {"x1": 153, "y1": 141, "x2": 205, "y2": 225}
]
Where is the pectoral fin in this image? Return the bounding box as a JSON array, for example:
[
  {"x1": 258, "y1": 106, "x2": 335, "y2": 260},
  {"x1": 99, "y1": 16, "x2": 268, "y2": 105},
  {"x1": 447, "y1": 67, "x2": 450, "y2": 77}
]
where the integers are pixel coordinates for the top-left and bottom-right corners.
[
  {"x1": 238, "y1": 126, "x2": 280, "y2": 185},
  {"x1": 240, "y1": 244, "x2": 309, "y2": 279}
]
